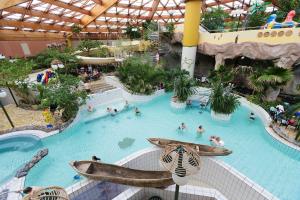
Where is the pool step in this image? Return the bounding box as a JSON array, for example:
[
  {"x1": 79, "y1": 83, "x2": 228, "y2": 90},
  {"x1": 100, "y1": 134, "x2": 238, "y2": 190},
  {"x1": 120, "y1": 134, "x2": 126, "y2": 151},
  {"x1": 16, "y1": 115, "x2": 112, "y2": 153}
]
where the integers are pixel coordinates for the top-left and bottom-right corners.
[{"x1": 90, "y1": 81, "x2": 116, "y2": 93}]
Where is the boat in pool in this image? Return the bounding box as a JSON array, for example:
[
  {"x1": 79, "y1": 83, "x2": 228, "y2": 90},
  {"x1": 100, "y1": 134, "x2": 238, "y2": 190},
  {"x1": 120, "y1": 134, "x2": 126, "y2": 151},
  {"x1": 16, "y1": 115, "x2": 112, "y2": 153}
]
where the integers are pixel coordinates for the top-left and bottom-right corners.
[
  {"x1": 70, "y1": 161, "x2": 174, "y2": 187},
  {"x1": 147, "y1": 138, "x2": 232, "y2": 156}
]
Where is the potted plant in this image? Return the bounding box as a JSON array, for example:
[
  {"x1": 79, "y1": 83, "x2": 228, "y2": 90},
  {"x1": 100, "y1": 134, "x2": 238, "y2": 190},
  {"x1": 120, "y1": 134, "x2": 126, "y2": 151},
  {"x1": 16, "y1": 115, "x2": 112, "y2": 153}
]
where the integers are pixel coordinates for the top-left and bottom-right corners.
[
  {"x1": 171, "y1": 74, "x2": 195, "y2": 109},
  {"x1": 210, "y1": 82, "x2": 240, "y2": 120}
]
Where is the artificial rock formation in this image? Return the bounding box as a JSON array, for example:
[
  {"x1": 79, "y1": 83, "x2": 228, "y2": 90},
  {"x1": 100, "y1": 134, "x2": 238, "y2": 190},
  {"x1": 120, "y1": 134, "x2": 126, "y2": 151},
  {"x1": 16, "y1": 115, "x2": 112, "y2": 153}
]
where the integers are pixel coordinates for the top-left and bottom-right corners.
[
  {"x1": 198, "y1": 42, "x2": 300, "y2": 69},
  {"x1": 15, "y1": 148, "x2": 48, "y2": 178},
  {"x1": 172, "y1": 32, "x2": 300, "y2": 69}
]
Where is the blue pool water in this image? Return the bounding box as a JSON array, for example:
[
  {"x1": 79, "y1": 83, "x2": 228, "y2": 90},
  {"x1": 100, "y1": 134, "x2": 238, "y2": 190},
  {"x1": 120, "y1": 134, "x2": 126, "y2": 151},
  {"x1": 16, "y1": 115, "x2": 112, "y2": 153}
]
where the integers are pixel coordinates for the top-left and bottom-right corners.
[{"x1": 0, "y1": 94, "x2": 299, "y2": 199}]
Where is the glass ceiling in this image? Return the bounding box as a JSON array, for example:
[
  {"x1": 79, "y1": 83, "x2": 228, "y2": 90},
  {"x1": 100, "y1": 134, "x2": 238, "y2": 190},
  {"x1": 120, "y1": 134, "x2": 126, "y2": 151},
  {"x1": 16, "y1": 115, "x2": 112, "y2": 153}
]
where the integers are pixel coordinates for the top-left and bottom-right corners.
[{"x1": 0, "y1": 0, "x2": 277, "y2": 33}]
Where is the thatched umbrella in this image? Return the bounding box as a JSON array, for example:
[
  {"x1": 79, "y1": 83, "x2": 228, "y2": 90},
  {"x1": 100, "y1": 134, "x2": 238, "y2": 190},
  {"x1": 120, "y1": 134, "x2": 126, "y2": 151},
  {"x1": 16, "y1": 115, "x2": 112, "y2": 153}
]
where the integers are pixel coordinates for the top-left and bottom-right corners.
[
  {"x1": 22, "y1": 186, "x2": 69, "y2": 200},
  {"x1": 160, "y1": 145, "x2": 201, "y2": 200},
  {"x1": 51, "y1": 59, "x2": 64, "y2": 70}
]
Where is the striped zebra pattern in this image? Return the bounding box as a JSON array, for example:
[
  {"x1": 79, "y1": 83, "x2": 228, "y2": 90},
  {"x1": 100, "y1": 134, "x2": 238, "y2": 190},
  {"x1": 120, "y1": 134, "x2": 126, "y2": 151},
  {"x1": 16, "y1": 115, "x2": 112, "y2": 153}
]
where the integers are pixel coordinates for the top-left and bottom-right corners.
[{"x1": 162, "y1": 154, "x2": 173, "y2": 163}]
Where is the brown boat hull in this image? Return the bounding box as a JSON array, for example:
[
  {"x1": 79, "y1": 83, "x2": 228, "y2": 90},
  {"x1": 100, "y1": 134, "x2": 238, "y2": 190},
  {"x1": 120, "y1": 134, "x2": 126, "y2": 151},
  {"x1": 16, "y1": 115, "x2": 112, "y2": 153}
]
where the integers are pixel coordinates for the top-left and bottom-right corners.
[
  {"x1": 70, "y1": 161, "x2": 174, "y2": 188},
  {"x1": 147, "y1": 138, "x2": 232, "y2": 156}
]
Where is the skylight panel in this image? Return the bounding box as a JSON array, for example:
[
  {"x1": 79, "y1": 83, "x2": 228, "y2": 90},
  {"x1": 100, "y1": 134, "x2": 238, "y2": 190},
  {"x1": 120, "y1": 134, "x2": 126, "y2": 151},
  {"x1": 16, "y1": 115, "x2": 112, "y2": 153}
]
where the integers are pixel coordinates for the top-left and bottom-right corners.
[
  {"x1": 60, "y1": 0, "x2": 72, "y2": 3},
  {"x1": 50, "y1": 8, "x2": 65, "y2": 14},
  {"x1": 25, "y1": 17, "x2": 40, "y2": 22},
  {"x1": 2, "y1": 27, "x2": 16, "y2": 30},
  {"x1": 34, "y1": 3, "x2": 51, "y2": 12},
  {"x1": 74, "y1": 14, "x2": 84, "y2": 19},
  {"x1": 84, "y1": 4, "x2": 95, "y2": 11},
  {"x1": 5, "y1": 14, "x2": 22, "y2": 20}
]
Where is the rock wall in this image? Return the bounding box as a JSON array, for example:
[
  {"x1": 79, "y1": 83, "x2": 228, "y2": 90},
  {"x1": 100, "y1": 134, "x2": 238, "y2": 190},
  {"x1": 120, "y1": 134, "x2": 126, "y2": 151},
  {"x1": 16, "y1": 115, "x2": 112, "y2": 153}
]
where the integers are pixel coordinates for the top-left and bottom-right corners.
[{"x1": 198, "y1": 42, "x2": 300, "y2": 69}]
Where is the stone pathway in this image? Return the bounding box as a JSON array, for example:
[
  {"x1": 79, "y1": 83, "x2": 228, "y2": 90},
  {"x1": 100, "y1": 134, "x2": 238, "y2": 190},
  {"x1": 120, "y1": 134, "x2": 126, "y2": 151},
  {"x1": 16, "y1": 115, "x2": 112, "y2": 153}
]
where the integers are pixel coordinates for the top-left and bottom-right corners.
[{"x1": 0, "y1": 104, "x2": 47, "y2": 132}]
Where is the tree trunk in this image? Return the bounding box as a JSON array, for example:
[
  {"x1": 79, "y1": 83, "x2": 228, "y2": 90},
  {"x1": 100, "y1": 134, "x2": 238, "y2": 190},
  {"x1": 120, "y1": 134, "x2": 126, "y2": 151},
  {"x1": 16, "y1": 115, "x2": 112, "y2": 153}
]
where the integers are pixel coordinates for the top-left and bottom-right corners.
[{"x1": 263, "y1": 87, "x2": 280, "y2": 102}]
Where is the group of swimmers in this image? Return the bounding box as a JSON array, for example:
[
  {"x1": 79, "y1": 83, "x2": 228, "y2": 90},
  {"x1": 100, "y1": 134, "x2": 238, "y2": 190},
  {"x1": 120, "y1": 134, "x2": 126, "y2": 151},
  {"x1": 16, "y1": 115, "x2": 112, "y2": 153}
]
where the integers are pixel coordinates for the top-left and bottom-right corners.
[
  {"x1": 88, "y1": 100, "x2": 141, "y2": 117},
  {"x1": 107, "y1": 107, "x2": 118, "y2": 116},
  {"x1": 178, "y1": 122, "x2": 224, "y2": 147},
  {"x1": 178, "y1": 123, "x2": 205, "y2": 134}
]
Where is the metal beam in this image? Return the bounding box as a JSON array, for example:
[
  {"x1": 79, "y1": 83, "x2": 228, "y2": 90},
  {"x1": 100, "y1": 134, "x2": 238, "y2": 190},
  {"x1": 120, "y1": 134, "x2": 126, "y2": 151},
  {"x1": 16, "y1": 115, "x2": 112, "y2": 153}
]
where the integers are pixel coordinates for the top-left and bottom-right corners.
[
  {"x1": 81, "y1": 0, "x2": 118, "y2": 26},
  {"x1": 40, "y1": 0, "x2": 90, "y2": 15},
  {"x1": 0, "y1": 0, "x2": 30, "y2": 10}
]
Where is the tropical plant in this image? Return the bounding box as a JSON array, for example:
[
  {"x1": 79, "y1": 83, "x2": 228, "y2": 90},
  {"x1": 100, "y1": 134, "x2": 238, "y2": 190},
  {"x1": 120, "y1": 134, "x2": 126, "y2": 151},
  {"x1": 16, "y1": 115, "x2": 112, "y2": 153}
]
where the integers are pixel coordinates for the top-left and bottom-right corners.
[
  {"x1": 34, "y1": 49, "x2": 80, "y2": 73},
  {"x1": 41, "y1": 74, "x2": 87, "y2": 121},
  {"x1": 125, "y1": 25, "x2": 142, "y2": 40},
  {"x1": 210, "y1": 81, "x2": 240, "y2": 114},
  {"x1": 163, "y1": 68, "x2": 189, "y2": 92},
  {"x1": 208, "y1": 65, "x2": 234, "y2": 84},
  {"x1": 117, "y1": 55, "x2": 162, "y2": 94},
  {"x1": 0, "y1": 59, "x2": 36, "y2": 105},
  {"x1": 71, "y1": 24, "x2": 82, "y2": 34},
  {"x1": 248, "y1": 67, "x2": 293, "y2": 102},
  {"x1": 243, "y1": 1, "x2": 270, "y2": 29},
  {"x1": 275, "y1": 0, "x2": 300, "y2": 22},
  {"x1": 77, "y1": 39, "x2": 103, "y2": 56},
  {"x1": 201, "y1": 7, "x2": 229, "y2": 31},
  {"x1": 162, "y1": 22, "x2": 175, "y2": 38},
  {"x1": 173, "y1": 74, "x2": 196, "y2": 102}
]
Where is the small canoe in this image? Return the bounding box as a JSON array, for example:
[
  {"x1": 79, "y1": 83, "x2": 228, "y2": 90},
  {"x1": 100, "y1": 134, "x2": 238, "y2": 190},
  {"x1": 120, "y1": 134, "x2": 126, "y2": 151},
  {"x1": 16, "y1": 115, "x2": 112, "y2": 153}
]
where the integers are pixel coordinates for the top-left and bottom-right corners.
[
  {"x1": 147, "y1": 138, "x2": 232, "y2": 156},
  {"x1": 70, "y1": 161, "x2": 174, "y2": 187}
]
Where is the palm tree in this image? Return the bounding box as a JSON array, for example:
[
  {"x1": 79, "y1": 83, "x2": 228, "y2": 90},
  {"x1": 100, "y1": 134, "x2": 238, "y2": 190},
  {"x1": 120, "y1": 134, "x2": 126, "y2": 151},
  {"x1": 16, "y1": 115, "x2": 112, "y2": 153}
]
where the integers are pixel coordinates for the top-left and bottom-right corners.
[
  {"x1": 210, "y1": 81, "x2": 240, "y2": 115},
  {"x1": 173, "y1": 74, "x2": 196, "y2": 102},
  {"x1": 249, "y1": 67, "x2": 293, "y2": 102}
]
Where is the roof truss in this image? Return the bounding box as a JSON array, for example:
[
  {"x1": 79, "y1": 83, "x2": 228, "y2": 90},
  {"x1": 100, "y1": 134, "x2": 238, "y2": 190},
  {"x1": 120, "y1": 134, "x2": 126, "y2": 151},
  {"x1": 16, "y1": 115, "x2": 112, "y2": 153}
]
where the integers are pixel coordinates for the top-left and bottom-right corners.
[{"x1": 0, "y1": 0, "x2": 276, "y2": 34}]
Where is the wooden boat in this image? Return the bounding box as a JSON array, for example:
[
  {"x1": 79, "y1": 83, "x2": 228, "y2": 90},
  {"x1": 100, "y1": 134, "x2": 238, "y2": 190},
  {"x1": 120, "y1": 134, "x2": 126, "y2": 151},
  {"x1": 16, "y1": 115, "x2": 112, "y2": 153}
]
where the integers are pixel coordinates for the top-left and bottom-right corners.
[
  {"x1": 147, "y1": 138, "x2": 232, "y2": 156},
  {"x1": 70, "y1": 161, "x2": 174, "y2": 187}
]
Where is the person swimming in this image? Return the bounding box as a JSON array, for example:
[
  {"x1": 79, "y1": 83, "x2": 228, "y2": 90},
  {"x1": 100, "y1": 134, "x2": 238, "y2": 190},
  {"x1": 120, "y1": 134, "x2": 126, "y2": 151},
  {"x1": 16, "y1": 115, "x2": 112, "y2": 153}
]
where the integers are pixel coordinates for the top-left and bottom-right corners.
[
  {"x1": 209, "y1": 136, "x2": 224, "y2": 147},
  {"x1": 106, "y1": 107, "x2": 112, "y2": 113},
  {"x1": 197, "y1": 125, "x2": 205, "y2": 133},
  {"x1": 87, "y1": 105, "x2": 94, "y2": 112},
  {"x1": 178, "y1": 123, "x2": 187, "y2": 130},
  {"x1": 135, "y1": 107, "x2": 141, "y2": 115},
  {"x1": 111, "y1": 108, "x2": 118, "y2": 116},
  {"x1": 249, "y1": 112, "x2": 255, "y2": 120},
  {"x1": 124, "y1": 100, "x2": 129, "y2": 109}
]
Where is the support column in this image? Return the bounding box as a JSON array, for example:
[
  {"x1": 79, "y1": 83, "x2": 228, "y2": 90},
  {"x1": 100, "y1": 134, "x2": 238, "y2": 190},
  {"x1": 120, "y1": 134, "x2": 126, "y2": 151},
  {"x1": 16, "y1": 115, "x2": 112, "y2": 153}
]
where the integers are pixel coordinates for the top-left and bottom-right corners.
[{"x1": 181, "y1": 0, "x2": 202, "y2": 76}]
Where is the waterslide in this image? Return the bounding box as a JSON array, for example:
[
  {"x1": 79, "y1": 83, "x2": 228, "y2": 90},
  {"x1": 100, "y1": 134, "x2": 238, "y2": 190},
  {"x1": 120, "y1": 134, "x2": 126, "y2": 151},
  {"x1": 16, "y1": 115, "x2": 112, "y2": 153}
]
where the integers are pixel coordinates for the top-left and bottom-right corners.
[
  {"x1": 76, "y1": 40, "x2": 150, "y2": 65},
  {"x1": 76, "y1": 55, "x2": 122, "y2": 65}
]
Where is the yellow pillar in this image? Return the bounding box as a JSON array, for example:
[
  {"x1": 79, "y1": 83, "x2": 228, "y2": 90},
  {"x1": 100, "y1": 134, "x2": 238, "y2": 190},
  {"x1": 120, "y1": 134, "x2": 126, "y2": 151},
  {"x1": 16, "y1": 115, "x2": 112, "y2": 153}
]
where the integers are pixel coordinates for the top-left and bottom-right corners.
[{"x1": 181, "y1": 0, "x2": 202, "y2": 76}]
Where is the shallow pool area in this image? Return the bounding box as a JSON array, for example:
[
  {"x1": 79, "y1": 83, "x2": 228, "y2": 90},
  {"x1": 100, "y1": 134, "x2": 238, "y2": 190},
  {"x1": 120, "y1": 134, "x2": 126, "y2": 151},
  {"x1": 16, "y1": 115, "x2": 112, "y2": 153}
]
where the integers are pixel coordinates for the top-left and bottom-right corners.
[{"x1": 1, "y1": 93, "x2": 300, "y2": 200}]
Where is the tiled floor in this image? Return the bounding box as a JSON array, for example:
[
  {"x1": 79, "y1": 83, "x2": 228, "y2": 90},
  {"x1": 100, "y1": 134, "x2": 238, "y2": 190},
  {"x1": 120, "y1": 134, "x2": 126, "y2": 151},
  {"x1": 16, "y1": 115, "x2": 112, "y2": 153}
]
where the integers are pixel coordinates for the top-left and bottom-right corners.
[
  {"x1": 0, "y1": 104, "x2": 47, "y2": 132},
  {"x1": 71, "y1": 182, "x2": 128, "y2": 200},
  {"x1": 0, "y1": 189, "x2": 8, "y2": 200}
]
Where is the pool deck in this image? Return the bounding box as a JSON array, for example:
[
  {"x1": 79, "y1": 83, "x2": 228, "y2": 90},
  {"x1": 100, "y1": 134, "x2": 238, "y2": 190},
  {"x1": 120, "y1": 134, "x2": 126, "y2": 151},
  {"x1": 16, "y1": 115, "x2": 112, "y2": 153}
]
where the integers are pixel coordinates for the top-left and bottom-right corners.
[{"x1": 0, "y1": 104, "x2": 47, "y2": 133}]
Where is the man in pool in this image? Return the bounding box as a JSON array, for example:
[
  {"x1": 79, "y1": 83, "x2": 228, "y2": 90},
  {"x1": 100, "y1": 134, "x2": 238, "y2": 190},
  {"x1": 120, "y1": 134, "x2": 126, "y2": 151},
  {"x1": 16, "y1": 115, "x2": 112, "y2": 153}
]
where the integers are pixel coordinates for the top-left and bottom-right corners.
[
  {"x1": 135, "y1": 107, "x2": 141, "y2": 115},
  {"x1": 197, "y1": 125, "x2": 205, "y2": 133},
  {"x1": 178, "y1": 123, "x2": 187, "y2": 130},
  {"x1": 249, "y1": 112, "x2": 255, "y2": 120}
]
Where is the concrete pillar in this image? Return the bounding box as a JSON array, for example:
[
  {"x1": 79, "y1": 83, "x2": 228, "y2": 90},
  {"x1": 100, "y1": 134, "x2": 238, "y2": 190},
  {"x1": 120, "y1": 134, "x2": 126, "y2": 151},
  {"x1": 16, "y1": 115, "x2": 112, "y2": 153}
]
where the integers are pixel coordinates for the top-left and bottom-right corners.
[{"x1": 181, "y1": 0, "x2": 202, "y2": 76}]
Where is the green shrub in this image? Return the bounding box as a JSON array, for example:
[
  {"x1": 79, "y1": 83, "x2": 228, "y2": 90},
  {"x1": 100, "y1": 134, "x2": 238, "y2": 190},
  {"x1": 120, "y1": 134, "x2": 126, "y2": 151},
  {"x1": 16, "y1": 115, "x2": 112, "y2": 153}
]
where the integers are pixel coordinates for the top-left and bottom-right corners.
[
  {"x1": 174, "y1": 74, "x2": 196, "y2": 102},
  {"x1": 210, "y1": 82, "x2": 240, "y2": 114},
  {"x1": 117, "y1": 55, "x2": 162, "y2": 95}
]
